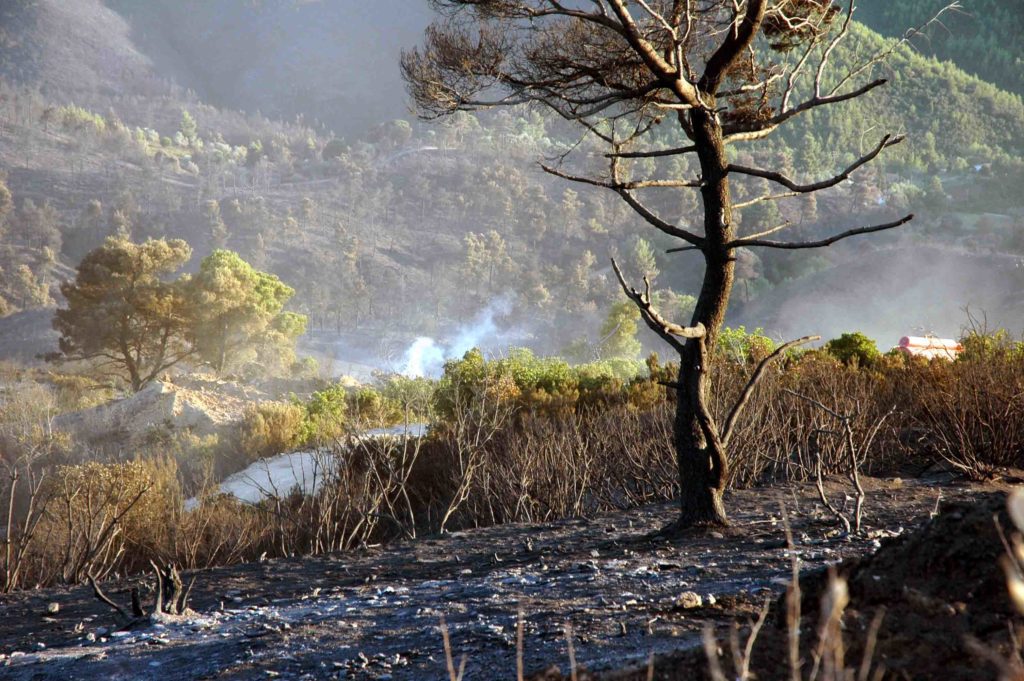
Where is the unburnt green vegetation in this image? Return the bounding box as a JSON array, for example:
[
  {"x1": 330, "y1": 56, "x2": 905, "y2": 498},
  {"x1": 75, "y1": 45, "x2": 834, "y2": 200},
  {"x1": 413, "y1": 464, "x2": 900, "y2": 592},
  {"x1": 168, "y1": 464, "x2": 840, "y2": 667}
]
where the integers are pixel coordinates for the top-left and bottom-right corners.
[
  {"x1": 3, "y1": 325, "x2": 1022, "y2": 592},
  {"x1": 53, "y1": 237, "x2": 306, "y2": 390},
  {"x1": 0, "y1": 5, "x2": 1022, "y2": 679}
]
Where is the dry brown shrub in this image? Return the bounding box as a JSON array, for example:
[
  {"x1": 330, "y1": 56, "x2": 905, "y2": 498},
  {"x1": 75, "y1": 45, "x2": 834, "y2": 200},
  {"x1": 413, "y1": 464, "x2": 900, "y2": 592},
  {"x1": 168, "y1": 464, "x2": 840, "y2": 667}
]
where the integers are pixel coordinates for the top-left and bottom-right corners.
[
  {"x1": 4, "y1": 337, "x2": 1023, "y2": 592},
  {"x1": 236, "y1": 401, "x2": 306, "y2": 463}
]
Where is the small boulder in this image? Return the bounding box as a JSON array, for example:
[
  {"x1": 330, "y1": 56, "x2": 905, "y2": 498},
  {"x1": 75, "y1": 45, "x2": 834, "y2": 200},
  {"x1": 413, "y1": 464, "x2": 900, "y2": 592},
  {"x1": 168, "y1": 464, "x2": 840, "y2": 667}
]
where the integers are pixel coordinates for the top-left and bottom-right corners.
[{"x1": 676, "y1": 591, "x2": 703, "y2": 609}]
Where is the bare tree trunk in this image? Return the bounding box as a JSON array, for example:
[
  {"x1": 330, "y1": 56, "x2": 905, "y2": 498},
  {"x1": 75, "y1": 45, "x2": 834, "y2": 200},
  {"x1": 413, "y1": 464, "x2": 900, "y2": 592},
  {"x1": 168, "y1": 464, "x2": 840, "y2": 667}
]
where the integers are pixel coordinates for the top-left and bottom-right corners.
[
  {"x1": 675, "y1": 346, "x2": 729, "y2": 526},
  {"x1": 673, "y1": 109, "x2": 735, "y2": 527}
]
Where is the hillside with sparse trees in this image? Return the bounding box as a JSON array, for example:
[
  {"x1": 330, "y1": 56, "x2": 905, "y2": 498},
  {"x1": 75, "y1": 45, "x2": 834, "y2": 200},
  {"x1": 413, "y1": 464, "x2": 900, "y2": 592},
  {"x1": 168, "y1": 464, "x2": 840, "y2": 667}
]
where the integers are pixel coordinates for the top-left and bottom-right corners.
[{"x1": 0, "y1": 3, "x2": 1023, "y2": 679}]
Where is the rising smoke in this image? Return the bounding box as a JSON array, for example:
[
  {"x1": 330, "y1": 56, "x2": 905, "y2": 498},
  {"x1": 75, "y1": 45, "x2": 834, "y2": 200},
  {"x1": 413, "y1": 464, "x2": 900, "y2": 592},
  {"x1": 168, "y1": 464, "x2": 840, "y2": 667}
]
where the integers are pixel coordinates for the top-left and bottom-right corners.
[{"x1": 401, "y1": 297, "x2": 515, "y2": 377}]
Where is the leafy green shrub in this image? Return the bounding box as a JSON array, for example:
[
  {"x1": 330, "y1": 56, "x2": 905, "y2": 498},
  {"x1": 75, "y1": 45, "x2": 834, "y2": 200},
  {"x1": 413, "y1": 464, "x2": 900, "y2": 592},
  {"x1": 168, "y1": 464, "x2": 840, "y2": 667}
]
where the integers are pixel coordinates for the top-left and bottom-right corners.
[
  {"x1": 57, "y1": 105, "x2": 106, "y2": 135},
  {"x1": 301, "y1": 384, "x2": 349, "y2": 444},
  {"x1": 824, "y1": 332, "x2": 881, "y2": 367},
  {"x1": 299, "y1": 383, "x2": 404, "y2": 444},
  {"x1": 717, "y1": 326, "x2": 776, "y2": 363},
  {"x1": 377, "y1": 375, "x2": 435, "y2": 419},
  {"x1": 959, "y1": 329, "x2": 1023, "y2": 362},
  {"x1": 348, "y1": 386, "x2": 401, "y2": 425},
  {"x1": 434, "y1": 348, "x2": 652, "y2": 419},
  {"x1": 496, "y1": 348, "x2": 577, "y2": 396}
]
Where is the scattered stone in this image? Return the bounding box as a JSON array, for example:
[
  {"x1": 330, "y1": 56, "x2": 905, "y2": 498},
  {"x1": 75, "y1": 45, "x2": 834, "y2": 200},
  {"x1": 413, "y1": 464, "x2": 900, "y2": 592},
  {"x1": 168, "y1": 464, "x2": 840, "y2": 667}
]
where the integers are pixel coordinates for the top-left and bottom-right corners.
[{"x1": 676, "y1": 591, "x2": 703, "y2": 609}]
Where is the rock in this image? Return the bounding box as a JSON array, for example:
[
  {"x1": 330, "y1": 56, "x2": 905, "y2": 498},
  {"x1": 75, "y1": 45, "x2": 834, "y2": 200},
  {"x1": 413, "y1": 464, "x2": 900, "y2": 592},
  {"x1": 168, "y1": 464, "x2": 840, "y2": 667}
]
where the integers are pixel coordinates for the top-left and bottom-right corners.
[
  {"x1": 676, "y1": 591, "x2": 703, "y2": 609},
  {"x1": 46, "y1": 602, "x2": 60, "y2": 615}
]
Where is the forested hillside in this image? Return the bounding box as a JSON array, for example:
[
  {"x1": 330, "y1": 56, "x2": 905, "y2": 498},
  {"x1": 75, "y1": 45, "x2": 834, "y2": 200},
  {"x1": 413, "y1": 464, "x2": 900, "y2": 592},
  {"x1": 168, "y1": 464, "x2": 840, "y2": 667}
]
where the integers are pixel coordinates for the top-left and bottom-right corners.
[
  {"x1": 0, "y1": 0, "x2": 1022, "y2": 362},
  {"x1": 3, "y1": 5, "x2": 1024, "y2": 678},
  {"x1": 858, "y1": 0, "x2": 1024, "y2": 97}
]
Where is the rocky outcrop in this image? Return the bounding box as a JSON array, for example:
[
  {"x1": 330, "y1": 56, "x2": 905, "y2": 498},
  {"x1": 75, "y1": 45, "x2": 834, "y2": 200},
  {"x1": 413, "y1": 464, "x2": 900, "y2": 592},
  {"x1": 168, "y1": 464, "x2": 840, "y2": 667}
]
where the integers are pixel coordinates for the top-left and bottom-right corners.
[{"x1": 55, "y1": 380, "x2": 248, "y2": 448}]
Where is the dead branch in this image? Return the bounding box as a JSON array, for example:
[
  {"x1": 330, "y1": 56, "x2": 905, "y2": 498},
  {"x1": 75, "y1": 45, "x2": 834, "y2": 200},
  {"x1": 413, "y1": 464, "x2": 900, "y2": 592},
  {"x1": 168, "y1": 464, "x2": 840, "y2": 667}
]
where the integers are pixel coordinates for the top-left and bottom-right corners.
[
  {"x1": 785, "y1": 390, "x2": 895, "y2": 534},
  {"x1": 728, "y1": 214, "x2": 913, "y2": 250},
  {"x1": 88, "y1": 573, "x2": 129, "y2": 620},
  {"x1": 90, "y1": 562, "x2": 195, "y2": 627},
  {"x1": 721, "y1": 335, "x2": 821, "y2": 447},
  {"x1": 723, "y1": 78, "x2": 888, "y2": 139},
  {"x1": 540, "y1": 163, "x2": 703, "y2": 190},
  {"x1": 610, "y1": 258, "x2": 705, "y2": 353},
  {"x1": 728, "y1": 134, "x2": 904, "y2": 194}
]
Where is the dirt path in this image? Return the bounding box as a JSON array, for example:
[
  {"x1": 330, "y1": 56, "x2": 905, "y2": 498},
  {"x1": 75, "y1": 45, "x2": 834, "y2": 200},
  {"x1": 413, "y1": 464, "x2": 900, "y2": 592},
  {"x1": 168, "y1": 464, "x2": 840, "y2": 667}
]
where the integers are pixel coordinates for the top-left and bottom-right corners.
[{"x1": 0, "y1": 476, "x2": 990, "y2": 680}]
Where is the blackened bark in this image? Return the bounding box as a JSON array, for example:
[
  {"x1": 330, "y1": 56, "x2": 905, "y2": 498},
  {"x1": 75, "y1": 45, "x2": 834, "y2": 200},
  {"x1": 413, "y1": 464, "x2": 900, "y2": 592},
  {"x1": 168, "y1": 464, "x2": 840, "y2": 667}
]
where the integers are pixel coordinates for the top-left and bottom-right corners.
[{"x1": 673, "y1": 107, "x2": 735, "y2": 527}]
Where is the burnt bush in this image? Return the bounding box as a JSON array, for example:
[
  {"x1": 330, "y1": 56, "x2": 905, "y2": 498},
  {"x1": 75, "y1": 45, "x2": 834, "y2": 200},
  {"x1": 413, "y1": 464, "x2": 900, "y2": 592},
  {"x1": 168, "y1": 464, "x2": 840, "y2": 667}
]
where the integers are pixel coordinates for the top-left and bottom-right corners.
[{"x1": 3, "y1": 332, "x2": 1022, "y2": 592}]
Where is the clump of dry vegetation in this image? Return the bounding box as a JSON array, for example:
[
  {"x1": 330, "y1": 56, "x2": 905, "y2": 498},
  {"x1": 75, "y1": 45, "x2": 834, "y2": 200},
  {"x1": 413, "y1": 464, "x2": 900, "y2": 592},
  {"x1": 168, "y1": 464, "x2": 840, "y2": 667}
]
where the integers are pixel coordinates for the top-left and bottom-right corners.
[{"x1": 1, "y1": 329, "x2": 1022, "y2": 592}]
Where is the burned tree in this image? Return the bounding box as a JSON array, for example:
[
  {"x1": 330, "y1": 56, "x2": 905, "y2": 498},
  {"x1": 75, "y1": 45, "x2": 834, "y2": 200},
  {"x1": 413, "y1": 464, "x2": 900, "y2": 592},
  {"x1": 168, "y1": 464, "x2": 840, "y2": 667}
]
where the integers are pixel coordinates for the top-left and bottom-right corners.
[{"x1": 404, "y1": 1, "x2": 944, "y2": 527}]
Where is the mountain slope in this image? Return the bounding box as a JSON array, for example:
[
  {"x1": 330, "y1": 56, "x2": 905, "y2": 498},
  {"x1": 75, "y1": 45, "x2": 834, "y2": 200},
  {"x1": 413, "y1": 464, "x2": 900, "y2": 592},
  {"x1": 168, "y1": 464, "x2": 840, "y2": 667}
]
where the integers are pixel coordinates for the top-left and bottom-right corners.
[
  {"x1": 0, "y1": 2, "x2": 1022, "y2": 355},
  {"x1": 106, "y1": 0, "x2": 432, "y2": 137},
  {"x1": 0, "y1": 0, "x2": 163, "y2": 99},
  {"x1": 856, "y1": 0, "x2": 1024, "y2": 97}
]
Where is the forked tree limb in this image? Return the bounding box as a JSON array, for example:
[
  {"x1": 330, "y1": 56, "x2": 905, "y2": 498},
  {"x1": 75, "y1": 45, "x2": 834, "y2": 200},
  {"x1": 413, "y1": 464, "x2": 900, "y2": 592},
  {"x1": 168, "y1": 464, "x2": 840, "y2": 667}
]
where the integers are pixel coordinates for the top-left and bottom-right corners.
[
  {"x1": 728, "y1": 134, "x2": 904, "y2": 194},
  {"x1": 721, "y1": 335, "x2": 820, "y2": 447},
  {"x1": 605, "y1": 0, "x2": 703, "y2": 105},
  {"x1": 540, "y1": 162, "x2": 706, "y2": 246},
  {"x1": 610, "y1": 257, "x2": 705, "y2": 354},
  {"x1": 724, "y1": 78, "x2": 889, "y2": 138},
  {"x1": 728, "y1": 214, "x2": 913, "y2": 250},
  {"x1": 88, "y1": 573, "x2": 128, "y2": 620},
  {"x1": 699, "y1": 0, "x2": 768, "y2": 93}
]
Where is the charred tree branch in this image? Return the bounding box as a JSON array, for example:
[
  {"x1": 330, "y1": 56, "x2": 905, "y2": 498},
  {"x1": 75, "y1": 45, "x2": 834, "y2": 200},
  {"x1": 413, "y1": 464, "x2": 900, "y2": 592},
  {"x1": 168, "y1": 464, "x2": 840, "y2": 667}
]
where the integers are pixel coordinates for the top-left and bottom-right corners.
[
  {"x1": 728, "y1": 134, "x2": 903, "y2": 193},
  {"x1": 728, "y1": 214, "x2": 913, "y2": 250},
  {"x1": 611, "y1": 258, "x2": 704, "y2": 353},
  {"x1": 721, "y1": 335, "x2": 820, "y2": 447}
]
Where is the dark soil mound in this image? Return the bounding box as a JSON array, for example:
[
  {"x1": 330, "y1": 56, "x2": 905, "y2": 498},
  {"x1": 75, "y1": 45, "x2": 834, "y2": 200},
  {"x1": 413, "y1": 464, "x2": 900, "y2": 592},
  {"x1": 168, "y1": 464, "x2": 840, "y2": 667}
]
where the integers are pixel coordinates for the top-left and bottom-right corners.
[
  {"x1": 600, "y1": 492, "x2": 1019, "y2": 681},
  {"x1": 789, "y1": 493, "x2": 1014, "y2": 681},
  {"x1": 835, "y1": 493, "x2": 1015, "y2": 679}
]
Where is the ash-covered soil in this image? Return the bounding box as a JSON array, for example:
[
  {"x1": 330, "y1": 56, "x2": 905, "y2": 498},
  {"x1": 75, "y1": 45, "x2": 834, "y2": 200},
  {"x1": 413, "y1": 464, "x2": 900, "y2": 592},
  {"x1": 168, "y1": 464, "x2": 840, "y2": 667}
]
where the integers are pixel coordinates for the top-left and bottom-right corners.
[{"x1": 0, "y1": 476, "x2": 998, "y2": 680}]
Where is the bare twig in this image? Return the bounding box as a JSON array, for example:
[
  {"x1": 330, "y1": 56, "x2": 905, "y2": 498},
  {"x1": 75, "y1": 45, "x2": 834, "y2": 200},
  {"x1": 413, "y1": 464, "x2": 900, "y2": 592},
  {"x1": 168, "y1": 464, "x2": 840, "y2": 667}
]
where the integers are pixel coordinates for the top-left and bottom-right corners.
[{"x1": 722, "y1": 335, "x2": 820, "y2": 447}]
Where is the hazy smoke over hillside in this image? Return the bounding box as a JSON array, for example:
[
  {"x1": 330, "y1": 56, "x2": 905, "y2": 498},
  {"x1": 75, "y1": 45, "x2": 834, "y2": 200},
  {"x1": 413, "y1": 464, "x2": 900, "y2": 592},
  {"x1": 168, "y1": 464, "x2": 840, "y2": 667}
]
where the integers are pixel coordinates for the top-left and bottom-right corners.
[
  {"x1": 106, "y1": 0, "x2": 433, "y2": 136},
  {"x1": 402, "y1": 298, "x2": 515, "y2": 378},
  {"x1": 733, "y1": 246, "x2": 1024, "y2": 347}
]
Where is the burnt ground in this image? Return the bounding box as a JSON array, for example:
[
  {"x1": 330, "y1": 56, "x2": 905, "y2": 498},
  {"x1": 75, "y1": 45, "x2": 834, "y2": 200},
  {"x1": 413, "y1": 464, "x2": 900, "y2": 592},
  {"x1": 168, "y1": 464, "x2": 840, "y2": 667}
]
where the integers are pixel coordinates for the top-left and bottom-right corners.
[
  {"x1": 598, "y1": 489, "x2": 1023, "y2": 681},
  {"x1": 0, "y1": 476, "x2": 1008, "y2": 680}
]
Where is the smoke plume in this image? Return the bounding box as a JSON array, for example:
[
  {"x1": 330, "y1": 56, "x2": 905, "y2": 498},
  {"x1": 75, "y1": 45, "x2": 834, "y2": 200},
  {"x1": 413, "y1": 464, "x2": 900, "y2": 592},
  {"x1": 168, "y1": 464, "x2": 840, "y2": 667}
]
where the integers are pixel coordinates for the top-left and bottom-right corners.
[{"x1": 401, "y1": 298, "x2": 514, "y2": 377}]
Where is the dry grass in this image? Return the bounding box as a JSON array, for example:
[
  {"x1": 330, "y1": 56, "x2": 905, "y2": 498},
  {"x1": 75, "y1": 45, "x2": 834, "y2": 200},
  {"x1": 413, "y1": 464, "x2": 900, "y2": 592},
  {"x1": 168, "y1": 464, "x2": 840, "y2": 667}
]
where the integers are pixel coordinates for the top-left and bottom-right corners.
[{"x1": 1, "y1": 344, "x2": 1022, "y2": 592}]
